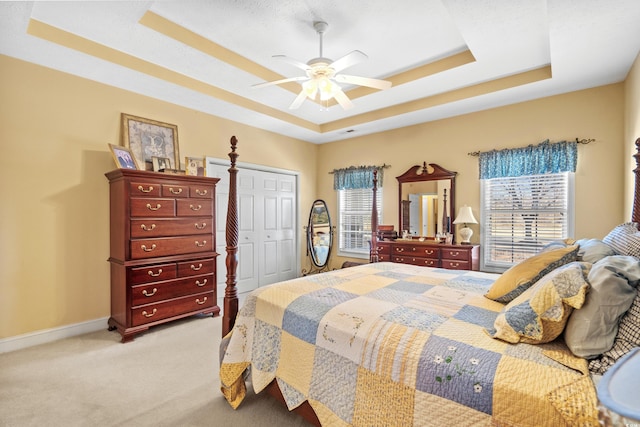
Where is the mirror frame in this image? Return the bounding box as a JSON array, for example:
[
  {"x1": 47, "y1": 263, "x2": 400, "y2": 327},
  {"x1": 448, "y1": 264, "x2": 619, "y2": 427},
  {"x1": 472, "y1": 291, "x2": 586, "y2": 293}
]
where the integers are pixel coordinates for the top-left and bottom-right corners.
[
  {"x1": 307, "y1": 199, "x2": 333, "y2": 268},
  {"x1": 396, "y1": 162, "x2": 457, "y2": 239}
]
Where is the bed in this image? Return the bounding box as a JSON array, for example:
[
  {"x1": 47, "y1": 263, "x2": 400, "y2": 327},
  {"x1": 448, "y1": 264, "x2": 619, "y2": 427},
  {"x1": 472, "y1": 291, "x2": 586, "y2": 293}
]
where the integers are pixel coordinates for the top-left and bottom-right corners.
[{"x1": 219, "y1": 136, "x2": 640, "y2": 426}]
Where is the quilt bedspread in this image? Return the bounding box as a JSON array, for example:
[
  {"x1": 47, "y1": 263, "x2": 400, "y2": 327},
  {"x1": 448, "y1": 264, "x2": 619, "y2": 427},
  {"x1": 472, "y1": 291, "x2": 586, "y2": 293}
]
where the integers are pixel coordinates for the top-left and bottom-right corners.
[{"x1": 220, "y1": 262, "x2": 598, "y2": 426}]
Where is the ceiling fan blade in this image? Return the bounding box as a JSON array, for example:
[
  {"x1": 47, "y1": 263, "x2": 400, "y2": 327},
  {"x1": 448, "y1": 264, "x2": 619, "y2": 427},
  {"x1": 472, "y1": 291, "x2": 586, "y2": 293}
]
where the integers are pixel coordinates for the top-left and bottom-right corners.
[
  {"x1": 289, "y1": 89, "x2": 309, "y2": 109},
  {"x1": 334, "y1": 74, "x2": 392, "y2": 90},
  {"x1": 333, "y1": 87, "x2": 354, "y2": 110},
  {"x1": 273, "y1": 55, "x2": 310, "y2": 72},
  {"x1": 329, "y1": 50, "x2": 368, "y2": 73},
  {"x1": 252, "y1": 76, "x2": 308, "y2": 89}
]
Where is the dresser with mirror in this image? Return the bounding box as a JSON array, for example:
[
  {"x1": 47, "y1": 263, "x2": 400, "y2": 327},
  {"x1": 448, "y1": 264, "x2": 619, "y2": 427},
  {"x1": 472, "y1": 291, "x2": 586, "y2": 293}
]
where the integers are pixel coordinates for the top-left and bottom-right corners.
[{"x1": 377, "y1": 162, "x2": 479, "y2": 271}]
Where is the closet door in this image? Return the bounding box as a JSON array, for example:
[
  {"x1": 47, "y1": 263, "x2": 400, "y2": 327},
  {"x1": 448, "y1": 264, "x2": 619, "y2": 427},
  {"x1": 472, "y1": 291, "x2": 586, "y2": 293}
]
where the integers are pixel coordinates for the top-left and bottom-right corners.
[{"x1": 207, "y1": 161, "x2": 298, "y2": 305}]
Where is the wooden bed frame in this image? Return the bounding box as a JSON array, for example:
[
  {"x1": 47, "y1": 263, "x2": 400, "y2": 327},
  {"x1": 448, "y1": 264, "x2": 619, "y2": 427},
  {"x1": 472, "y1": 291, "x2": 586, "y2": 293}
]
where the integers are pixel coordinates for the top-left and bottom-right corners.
[{"x1": 220, "y1": 136, "x2": 640, "y2": 426}]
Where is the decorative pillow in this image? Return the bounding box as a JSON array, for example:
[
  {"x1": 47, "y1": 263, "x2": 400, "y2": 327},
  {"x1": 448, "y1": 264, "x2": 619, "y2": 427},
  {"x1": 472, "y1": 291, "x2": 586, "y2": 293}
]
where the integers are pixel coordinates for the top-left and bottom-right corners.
[
  {"x1": 564, "y1": 256, "x2": 640, "y2": 358},
  {"x1": 589, "y1": 288, "x2": 640, "y2": 374},
  {"x1": 485, "y1": 245, "x2": 580, "y2": 303},
  {"x1": 488, "y1": 262, "x2": 590, "y2": 344},
  {"x1": 575, "y1": 238, "x2": 615, "y2": 263},
  {"x1": 540, "y1": 238, "x2": 575, "y2": 253},
  {"x1": 603, "y1": 222, "x2": 640, "y2": 257}
]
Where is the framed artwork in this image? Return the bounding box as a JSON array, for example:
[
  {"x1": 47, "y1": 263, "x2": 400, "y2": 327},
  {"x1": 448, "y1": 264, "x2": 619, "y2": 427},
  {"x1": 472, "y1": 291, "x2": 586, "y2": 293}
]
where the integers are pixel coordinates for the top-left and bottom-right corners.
[
  {"x1": 185, "y1": 156, "x2": 205, "y2": 176},
  {"x1": 121, "y1": 113, "x2": 179, "y2": 171},
  {"x1": 152, "y1": 156, "x2": 172, "y2": 172},
  {"x1": 108, "y1": 143, "x2": 139, "y2": 170}
]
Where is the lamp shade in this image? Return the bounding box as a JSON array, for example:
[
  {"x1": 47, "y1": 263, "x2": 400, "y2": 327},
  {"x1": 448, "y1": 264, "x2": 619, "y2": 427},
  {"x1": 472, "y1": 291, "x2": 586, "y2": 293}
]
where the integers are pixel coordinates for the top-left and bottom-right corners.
[{"x1": 453, "y1": 206, "x2": 478, "y2": 225}]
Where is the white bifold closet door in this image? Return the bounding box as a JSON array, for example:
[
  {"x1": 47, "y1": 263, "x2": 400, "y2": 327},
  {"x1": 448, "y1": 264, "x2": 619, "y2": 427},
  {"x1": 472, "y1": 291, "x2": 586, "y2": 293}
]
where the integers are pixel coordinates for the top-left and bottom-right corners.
[{"x1": 206, "y1": 160, "x2": 298, "y2": 307}]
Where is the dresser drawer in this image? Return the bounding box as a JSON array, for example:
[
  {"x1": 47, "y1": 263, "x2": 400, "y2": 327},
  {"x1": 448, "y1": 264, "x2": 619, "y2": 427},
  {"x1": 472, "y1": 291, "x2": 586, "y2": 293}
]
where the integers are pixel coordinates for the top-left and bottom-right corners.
[
  {"x1": 130, "y1": 181, "x2": 161, "y2": 197},
  {"x1": 176, "y1": 199, "x2": 213, "y2": 217},
  {"x1": 131, "y1": 291, "x2": 215, "y2": 327},
  {"x1": 393, "y1": 244, "x2": 440, "y2": 259},
  {"x1": 441, "y1": 259, "x2": 470, "y2": 270},
  {"x1": 129, "y1": 263, "x2": 178, "y2": 285},
  {"x1": 378, "y1": 253, "x2": 391, "y2": 262},
  {"x1": 190, "y1": 185, "x2": 214, "y2": 199},
  {"x1": 130, "y1": 217, "x2": 212, "y2": 238},
  {"x1": 441, "y1": 248, "x2": 471, "y2": 262},
  {"x1": 392, "y1": 255, "x2": 438, "y2": 267},
  {"x1": 376, "y1": 242, "x2": 391, "y2": 255},
  {"x1": 178, "y1": 258, "x2": 215, "y2": 277},
  {"x1": 131, "y1": 198, "x2": 176, "y2": 217},
  {"x1": 130, "y1": 236, "x2": 213, "y2": 259},
  {"x1": 161, "y1": 183, "x2": 188, "y2": 197},
  {"x1": 131, "y1": 273, "x2": 214, "y2": 306}
]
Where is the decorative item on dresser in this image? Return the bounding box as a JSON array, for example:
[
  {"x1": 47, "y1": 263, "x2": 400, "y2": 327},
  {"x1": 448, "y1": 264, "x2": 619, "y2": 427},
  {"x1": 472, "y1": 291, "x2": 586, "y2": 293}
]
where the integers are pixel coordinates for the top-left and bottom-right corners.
[
  {"x1": 453, "y1": 204, "x2": 478, "y2": 244},
  {"x1": 376, "y1": 239, "x2": 479, "y2": 270},
  {"x1": 106, "y1": 169, "x2": 220, "y2": 342}
]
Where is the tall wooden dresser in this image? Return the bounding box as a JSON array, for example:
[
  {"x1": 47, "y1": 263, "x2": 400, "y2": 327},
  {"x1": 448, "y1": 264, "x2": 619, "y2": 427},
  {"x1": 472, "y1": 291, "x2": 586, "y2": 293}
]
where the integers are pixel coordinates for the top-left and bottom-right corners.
[
  {"x1": 377, "y1": 240, "x2": 479, "y2": 271},
  {"x1": 106, "y1": 169, "x2": 220, "y2": 342}
]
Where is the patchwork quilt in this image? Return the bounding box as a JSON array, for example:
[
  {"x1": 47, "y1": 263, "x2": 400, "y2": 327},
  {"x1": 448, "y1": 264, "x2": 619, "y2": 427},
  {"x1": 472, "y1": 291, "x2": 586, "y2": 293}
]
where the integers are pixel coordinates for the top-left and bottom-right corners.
[{"x1": 220, "y1": 262, "x2": 598, "y2": 426}]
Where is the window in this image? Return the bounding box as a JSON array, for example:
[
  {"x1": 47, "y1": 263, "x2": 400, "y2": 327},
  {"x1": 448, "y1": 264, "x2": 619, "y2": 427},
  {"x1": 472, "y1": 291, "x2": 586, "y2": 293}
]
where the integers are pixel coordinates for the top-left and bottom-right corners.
[
  {"x1": 338, "y1": 188, "x2": 383, "y2": 258},
  {"x1": 481, "y1": 172, "x2": 574, "y2": 272}
]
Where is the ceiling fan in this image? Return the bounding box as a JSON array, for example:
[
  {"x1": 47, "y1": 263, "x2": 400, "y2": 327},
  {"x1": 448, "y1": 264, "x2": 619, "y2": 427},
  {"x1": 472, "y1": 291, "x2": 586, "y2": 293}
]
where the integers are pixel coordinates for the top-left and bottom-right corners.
[{"x1": 252, "y1": 21, "x2": 392, "y2": 110}]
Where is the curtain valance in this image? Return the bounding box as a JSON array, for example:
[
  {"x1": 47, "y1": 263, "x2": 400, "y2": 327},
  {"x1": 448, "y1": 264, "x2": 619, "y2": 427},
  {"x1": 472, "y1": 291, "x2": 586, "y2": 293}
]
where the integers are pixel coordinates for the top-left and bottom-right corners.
[
  {"x1": 479, "y1": 139, "x2": 577, "y2": 180},
  {"x1": 332, "y1": 165, "x2": 387, "y2": 190}
]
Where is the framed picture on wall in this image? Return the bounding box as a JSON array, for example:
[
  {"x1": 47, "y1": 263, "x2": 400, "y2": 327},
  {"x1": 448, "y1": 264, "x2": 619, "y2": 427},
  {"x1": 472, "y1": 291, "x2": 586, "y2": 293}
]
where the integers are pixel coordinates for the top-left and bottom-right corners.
[
  {"x1": 185, "y1": 156, "x2": 205, "y2": 176},
  {"x1": 108, "y1": 143, "x2": 139, "y2": 170},
  {"x1": 121, "y1": 113, "x2": 179, "y2": 171}
]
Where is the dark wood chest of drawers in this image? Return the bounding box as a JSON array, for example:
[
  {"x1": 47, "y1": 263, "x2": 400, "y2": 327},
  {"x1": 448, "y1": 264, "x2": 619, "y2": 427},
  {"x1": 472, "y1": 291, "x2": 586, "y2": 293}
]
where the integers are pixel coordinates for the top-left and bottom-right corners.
[
  {"x1": 376, "y1": 240, "x2": 479, "y2": 271},
  {"x1": 106, "y1": 169, "x2": 220, "y2": 342}
]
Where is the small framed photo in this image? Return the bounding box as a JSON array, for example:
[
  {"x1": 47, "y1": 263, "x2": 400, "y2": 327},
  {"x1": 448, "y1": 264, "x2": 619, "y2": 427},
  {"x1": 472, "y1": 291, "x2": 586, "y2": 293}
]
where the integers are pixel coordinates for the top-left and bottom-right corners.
[
  {"x1": 108, "y1": 143, "x2": 139, "y2": 170},
  {"x1": 185, "y1": 156, "x2": 205, "y2": 176},
  {"x1": 152, "y1": 156, "x2": 172, "y2": 172},
  {"x1": 121, "y1": 113, "x2": 179, "y2": 171}
]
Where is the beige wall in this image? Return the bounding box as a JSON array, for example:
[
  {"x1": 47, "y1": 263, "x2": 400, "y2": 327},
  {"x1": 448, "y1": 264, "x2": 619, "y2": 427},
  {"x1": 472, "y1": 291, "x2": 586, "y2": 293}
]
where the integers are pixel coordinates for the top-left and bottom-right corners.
[
  {"x1": 1, "y1": 49, "x2": 637, "y2": 340},
  {"x1": 318, "y1": 84, "x2": 627, "y2": 269},
  {"x1": 0, "y1": 55, "x2": 317, "y2": 338},
  {"x1": 625, "y1": 52, "x2": 640, "y2": 217}
]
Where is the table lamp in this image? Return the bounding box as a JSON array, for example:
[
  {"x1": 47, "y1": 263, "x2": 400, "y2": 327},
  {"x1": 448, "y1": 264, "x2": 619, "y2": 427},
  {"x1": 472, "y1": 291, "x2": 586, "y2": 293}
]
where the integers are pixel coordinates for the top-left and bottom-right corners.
[{"x1": 453, "y1": 205, "x2": 478, "y2": 245}]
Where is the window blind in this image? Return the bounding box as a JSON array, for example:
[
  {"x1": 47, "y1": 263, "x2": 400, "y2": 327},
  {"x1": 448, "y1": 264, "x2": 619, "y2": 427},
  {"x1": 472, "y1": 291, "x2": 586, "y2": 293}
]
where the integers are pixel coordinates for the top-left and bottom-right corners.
[{"x1": 338, "y1": 188, "x2": 383, "y2": 256}]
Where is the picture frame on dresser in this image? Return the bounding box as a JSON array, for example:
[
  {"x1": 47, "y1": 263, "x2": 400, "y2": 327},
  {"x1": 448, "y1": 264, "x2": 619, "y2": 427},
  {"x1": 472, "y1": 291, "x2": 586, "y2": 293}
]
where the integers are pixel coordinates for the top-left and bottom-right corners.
[
  {"x1": 152, "y1": 156, "x2": 172, "y2": 172},
  {"x1": 185, "y1": 156, "x2": 205, "y2": 176},
  {"x1": 121, "y1": 113, "x2": 180, "y2": 171},
  {"x1": 108, "y1": 143, "x2": 139, "y2": 170}
]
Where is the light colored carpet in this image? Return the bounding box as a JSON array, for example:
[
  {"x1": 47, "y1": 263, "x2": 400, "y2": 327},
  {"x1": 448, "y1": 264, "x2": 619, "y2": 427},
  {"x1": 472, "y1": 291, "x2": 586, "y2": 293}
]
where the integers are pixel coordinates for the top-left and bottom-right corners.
[{"x1": 0, "y1": 315, "x2": 310, "y2": 427}]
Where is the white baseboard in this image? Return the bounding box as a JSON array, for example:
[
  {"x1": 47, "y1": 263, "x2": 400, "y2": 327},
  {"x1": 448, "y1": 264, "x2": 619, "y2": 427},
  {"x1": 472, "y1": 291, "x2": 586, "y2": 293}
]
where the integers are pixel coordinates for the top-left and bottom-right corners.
[{"x1": 0, "y1": 317, "x2": 109, "y2": 354}]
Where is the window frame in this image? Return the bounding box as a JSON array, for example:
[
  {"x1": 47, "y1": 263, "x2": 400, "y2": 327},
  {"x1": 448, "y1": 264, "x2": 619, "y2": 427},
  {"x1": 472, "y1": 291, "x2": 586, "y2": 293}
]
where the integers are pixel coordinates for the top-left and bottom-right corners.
[
  {"x1": 337, "y1": 187, "x2": 383, "y2": 259},
  {"x1": 480, "y1": 172, "x2": 575, "y2": 273}
]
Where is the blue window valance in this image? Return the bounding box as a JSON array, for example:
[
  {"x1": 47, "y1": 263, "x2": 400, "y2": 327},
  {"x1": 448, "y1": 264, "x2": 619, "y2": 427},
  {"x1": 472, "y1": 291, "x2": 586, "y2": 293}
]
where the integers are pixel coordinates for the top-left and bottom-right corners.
[
  {"x1": 332, "y1": 165, "x2": 386, "y2": 190},
  {"x1": 479, "y1": 139, "x2": 577, "y2": 180}
]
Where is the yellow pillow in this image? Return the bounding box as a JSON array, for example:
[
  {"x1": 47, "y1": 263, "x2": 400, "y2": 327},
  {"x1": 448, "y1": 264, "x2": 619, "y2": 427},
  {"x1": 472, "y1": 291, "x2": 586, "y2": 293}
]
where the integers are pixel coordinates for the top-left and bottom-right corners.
[
  {"x1": 485, "y1": 245, "x2": 579, "y2": 303},
  {"x1": 488, "y1": 261, "x2": 590, "y2": 344}
]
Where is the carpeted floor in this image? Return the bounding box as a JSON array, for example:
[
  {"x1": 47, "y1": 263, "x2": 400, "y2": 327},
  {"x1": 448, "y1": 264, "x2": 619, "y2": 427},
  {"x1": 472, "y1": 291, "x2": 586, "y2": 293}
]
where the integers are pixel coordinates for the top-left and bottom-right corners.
[{"x1": 0, "y1": 315, "x2": 310, "y2": 427}]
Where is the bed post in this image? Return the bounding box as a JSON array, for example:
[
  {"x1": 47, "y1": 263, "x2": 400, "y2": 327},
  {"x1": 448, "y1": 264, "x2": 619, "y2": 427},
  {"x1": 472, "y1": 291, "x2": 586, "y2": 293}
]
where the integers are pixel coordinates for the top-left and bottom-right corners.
[
  {"x1": 633, "y1": 138, "x2": 640, "y2": 225},
  {"x1": 222, "y1": 136, "x2": 239, "y2": 337},
  {"x1": 369, "y1": 169, "x2": 379, "y2": 263}
]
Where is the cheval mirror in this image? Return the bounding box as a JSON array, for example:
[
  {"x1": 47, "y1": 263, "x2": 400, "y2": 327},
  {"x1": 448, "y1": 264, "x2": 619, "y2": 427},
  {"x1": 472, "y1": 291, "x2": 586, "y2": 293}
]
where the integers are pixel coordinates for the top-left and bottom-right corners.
[
  {"x1": 303, "y1": 199, "x2": 333, "y2": 275},
  {"x1": 396, "y1": 162, "x2": 457, "y2": 241}
]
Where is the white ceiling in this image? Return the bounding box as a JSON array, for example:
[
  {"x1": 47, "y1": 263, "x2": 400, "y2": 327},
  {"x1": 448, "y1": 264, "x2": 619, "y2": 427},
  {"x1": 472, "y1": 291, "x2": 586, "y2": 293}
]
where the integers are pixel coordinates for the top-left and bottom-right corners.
[{"x1": 1, "y1": 0, "x2": 639, "y2": 144}]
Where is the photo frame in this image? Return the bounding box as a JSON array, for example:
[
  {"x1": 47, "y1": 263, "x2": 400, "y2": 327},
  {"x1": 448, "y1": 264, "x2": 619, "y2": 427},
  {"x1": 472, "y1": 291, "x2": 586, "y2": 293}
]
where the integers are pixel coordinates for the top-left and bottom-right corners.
[
  {"x1": 152, "y1": 156, "x2": 172, "y2": 172},
  {"x1": 108, "y1": 143, "x2": 139, "y2": 170},
  {"x1": 121, "y1": 113, "x2": 179, "y2": 171},
  {"x1": 185, "y1": 156, "x2": 206, "y2": 176}
]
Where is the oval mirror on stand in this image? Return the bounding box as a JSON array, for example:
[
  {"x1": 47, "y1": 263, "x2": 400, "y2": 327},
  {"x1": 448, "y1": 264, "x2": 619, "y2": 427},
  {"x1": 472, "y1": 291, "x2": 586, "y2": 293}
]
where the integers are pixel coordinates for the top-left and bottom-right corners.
[{"x1": 303, "y1": 199, "x2": 333, "y2": 275}]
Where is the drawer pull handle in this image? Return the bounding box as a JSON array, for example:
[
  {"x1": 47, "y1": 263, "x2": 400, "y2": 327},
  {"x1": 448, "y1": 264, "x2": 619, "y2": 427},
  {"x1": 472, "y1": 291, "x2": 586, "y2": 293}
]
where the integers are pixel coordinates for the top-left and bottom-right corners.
[
  {"x1": 195, "y1": 222, "x2": 206, "y2": 230},
  {"x1": 142, "y1": 288, "x2": 157, "y2": 297},
  {"x1": 412, "y1": 247, "x2": 416, "y2": 252},
  {"x1": 196, "y1": 279, "x2": 208, "y2": 287},
  {"x1": 137, "y1": 185, "x2": 154, "y2": 193},
  {"x1": 397, "y1": 248, "x2": 404, "y2": 253},
  {"x1": 196, "y1": 297, "x2": 208, "y2": 305},
  {"x1": 191, "y1": 263, "x2": 203, "y2": 271},
  {"x1": 141, "y1": 223, "x2": 156, "y2": 231},
  {"x1": 451, "y1": 251, "x2": 459, "y2": 256},
  {"x1": 451, "y1": 262, "x2": 459, "y2": 267},
  {"x1": 195, "y1": 240, "x2": 207, "y2": 247},
  {"x1": 169, "y1": 187, "x2": 183, "y2": 194},
  {"x1": 142, "y1": 308, "x2": 157, "y2": 318},
  {"x1": 146, "y1": 203, "x2": 161, "y2": 211},
  {"x1": 196, "y1": 189, "x2": 208, "y2": 196},
  {"x1": 190, "y1": 204, "x2": 202, "y2": 211},
  {"x1": 426, "y1": 250, "x2": 434, "y2": 255},
  {"x1": 147, "y1": 269, "x2": 162, "y2": 277},
  {"x1": 141, "y1": 244, "x2": 157, "y2": 252}
]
